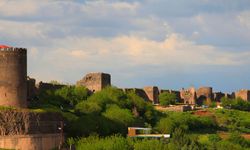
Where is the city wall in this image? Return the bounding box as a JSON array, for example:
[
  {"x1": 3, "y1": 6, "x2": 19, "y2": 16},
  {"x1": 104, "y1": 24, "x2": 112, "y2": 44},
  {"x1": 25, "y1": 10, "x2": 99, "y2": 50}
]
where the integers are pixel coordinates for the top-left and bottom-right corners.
[{"x1": 0, "y1": 133, "x2": 63, "y2": 150}]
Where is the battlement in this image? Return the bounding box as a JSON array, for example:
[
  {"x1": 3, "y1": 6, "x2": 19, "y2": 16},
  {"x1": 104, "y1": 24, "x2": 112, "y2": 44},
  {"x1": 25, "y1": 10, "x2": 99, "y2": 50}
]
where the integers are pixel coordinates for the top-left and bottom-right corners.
[{"x1": 0, "y1": 47, "x2": 27, "y2": 54}]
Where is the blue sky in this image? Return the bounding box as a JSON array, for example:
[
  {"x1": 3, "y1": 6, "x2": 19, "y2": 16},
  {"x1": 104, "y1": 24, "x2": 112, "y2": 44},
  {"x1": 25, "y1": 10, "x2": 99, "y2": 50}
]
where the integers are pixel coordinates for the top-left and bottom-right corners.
[{"x1": 0, "y1": 0, "x2": 250, "y2": 92}]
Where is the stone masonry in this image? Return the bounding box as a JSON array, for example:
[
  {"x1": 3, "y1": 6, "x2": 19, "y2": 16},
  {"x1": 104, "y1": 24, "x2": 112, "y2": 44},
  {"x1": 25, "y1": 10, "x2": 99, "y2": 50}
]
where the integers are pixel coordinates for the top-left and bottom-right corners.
[
  {"x1": 0, "y1": 47, "x2": 27, "y2": 108},
  {"x1": 235, "y1": 89, "x2": 250, "y2": 101},
  {"x1": 77, "y1": 72, "x2": 111, "y2": 92},
  {"x1": 180, "y1": 87, "x2": 196, "y2": 104},
  {"x1": 143, "y1": 86, "x2": 159, "y2": 104},
  {"x1": 196, "y1": 87, "x2": 213, "y2": 105}
]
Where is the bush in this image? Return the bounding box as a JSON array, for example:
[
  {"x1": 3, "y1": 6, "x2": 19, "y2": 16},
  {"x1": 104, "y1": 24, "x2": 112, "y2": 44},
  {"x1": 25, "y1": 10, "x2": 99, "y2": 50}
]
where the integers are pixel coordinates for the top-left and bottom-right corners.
[
  {"x1": 156, "y1": 112, "x2": 217, "y2": 134},
  {"x1": 208, "y1": 134, "x2": 221, "y2": 143},
  {"x1": 133, "y1": 139, "x2": 168, "y2": 150},
  {"x1": 76, "y1": 135, "x2": 132, "y2": 150},
  {"x1": 221, "y1": 97, "x2": 250, "y2": 111},
  {"x1": 215, "y1": 140, "x2": 243, "y2": 150},
  {"x1": 214, "y1": 109, "x2": 250, "y2": 133},
  {"x1": 228, "y1": 132, "x2": 250, "y2": 148},
  {"x1": 159, "y1": 92, "x2": 176, "y2": 106},
  {"x1": 168, "y1": 128, "x2": 203, "y2": 150}
]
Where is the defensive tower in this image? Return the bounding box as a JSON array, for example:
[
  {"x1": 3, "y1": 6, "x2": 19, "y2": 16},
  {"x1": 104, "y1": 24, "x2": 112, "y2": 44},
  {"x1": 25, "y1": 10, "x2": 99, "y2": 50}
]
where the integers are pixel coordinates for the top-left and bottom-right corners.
[
  {"x1": 196, "y1": 87, "x2": 213, "y2": 105},
  {"x1": 0, "y1": 46, "x2": 27, "y2": 107},
  {"x1": 77, "y1": 72, "x2": 111, "y2": 92}
]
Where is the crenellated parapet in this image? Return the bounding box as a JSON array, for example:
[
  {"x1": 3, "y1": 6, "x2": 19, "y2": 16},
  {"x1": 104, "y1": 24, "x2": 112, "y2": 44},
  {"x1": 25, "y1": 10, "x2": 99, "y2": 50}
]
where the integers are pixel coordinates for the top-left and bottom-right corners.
[{"x1": 0, "y1": 47, "x2": 27, "y2": 54}]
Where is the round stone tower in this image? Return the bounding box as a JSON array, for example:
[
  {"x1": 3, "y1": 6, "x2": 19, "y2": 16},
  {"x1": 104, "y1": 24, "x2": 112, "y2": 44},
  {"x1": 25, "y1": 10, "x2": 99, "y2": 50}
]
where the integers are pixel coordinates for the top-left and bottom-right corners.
[{"x1": 0, "y1": 46, "x2": 27, "y2": 108}]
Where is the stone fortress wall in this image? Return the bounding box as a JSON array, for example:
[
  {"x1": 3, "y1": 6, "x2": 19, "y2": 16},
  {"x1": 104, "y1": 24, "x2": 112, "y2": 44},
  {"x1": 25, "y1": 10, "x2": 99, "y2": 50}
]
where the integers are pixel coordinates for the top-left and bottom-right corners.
[
  {"x1": 75, "y1": 73, "x2": 250, "y2": 104},
  {"x1": 235, "y1": 89, "x2": 250, "y2": 101}
]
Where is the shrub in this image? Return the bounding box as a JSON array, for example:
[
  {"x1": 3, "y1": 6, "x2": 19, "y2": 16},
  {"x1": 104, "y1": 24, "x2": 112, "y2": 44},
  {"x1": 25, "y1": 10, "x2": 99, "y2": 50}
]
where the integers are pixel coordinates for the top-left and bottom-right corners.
[
  {"x1": 76, "y1": 135, "x2": 132, "y2": 150},
  {"x1": 208, "y1": 134, "x2": 221, "y2": 143},
  {"x1": 228, "y1": 132, "x2": 250, "y2": 148},
  {"x1": 156, "y1": 112, "x2": 217, "y2": 134},
  {"x1": 221, "y1": 97, "x2": 250, "y2": 111},
  {"x1": 133, "y1": 139, "x2": 168, "y2": 150},
  {"x1": 168, "y1": 128, "x2": 203, "y2": 150},
  {"x1": 215, "y1": 140, "x2": 243, "y2": 150}
]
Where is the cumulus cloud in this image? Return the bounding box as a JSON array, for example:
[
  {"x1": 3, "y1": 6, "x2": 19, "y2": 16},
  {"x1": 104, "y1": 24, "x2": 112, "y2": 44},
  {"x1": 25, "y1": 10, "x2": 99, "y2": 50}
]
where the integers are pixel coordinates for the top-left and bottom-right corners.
[{"x1": 51, "y1": 34, "x2": 250, "y2": 67}]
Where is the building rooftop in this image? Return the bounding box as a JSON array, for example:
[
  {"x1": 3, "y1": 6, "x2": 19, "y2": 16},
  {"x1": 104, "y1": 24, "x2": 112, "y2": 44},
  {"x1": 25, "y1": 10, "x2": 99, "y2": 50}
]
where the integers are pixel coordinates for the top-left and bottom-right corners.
[{"x1": 0, "y1": 45, "x2": 11, "y2": 48}]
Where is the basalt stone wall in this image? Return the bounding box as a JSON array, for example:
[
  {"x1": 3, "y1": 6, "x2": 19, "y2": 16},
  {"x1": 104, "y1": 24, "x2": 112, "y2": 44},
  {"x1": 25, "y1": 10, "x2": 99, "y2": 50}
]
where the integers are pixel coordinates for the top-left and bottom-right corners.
[
  {"x1": 37, "y1": 82, "x2": 65, "y2": 93},
  {"x1": 155, "y1": 105, "x2": 192, "y2": 112},
  {"x1": 225, "y1": 92, "x2": 235, "y2": 99},
  {"x1": 0, "y1": 109, "x2": 63, "y2": 136},
  {"x1": 0, "y1": 48, "x2": 27, "y2": 108},
  {"x1": 214, "y1": 92, "x2": 225, "y2": 102},
  {"x1": 196, "y1": 87, "x2": 213, "y2": 104},
  {"x1": 180, "y1": 87, "x2": 196, "y2": 105},
  {"x1": 143, "y1": 86, "x2": 159, "y2": 104},
  {"x1": 123, "y1": 88, "x2": 149, "y2": 101},
  {"x1": 77, "y1": 72, "x2": 111, "y2": 92},
  {"x1": 27, "y1": 77, "x2": 37, "y2": 101},
  {"x1": 0, "y1": 133, "x2": 64, "y2": 150},
  {"x1": 235, "y1": 89, "x2": 250, "y2": 101}
]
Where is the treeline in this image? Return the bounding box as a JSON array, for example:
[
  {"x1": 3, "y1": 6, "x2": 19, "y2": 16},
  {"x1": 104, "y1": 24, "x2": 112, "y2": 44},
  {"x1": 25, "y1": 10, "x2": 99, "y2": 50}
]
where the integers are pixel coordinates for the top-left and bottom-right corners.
[{"x1": 30, "y1": 86, "x2": 159, "y2": 137}]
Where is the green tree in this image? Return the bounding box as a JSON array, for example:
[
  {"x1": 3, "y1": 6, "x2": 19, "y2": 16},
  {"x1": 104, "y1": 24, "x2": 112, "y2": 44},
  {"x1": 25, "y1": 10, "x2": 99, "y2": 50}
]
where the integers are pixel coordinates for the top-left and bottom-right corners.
[
  {"x1": 55, "y1": 86, "x2": 88, "y2": 106},
  {"x1": 159, "y1": 92, "x2": 176, "y2": 106},
  {"x1": 75, "y1": 101, "x2": 102, "y2": 115},
  {"x1": 102, "y1": 105, "x2": 135, "y2": 127},
  {"x1": 87, "y1": 86, "x2": 128, "y2": 108}
]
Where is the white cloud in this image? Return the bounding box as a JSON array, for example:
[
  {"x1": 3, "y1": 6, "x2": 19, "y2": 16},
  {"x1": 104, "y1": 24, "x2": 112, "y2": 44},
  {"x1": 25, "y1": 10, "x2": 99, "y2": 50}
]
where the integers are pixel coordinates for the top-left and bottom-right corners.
[
  {"x1": 48, "y1": 33, "x2": 250, "y2": 67},
  {"x1": 0, "y1": 0, "x2": 40, "y2": 16},
  {"x1": 0, "y1": 20, "x2": 49, "y2": 39},
  {"x1": 81, "y1": 1, "x2": 139, "y2": 17},
  {"x1": 238, "y1": 11, "x2": 250, "y2": 28}
]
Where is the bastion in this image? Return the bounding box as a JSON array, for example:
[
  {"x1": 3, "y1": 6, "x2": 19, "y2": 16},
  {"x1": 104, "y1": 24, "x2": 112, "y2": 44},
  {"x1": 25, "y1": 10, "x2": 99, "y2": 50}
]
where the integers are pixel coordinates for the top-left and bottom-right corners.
[
  {"x1": 77, "y1": 72, "x2": 111, "y2": 92},
  {"x1": 143, "y1": 86, "x2": 159, "y2": 104},
  {"x1": 180, "y1": 87, "x2": 196, "y2": 104},
  {"x1": 196, "y1": 87, "x2": 213, "y2": 104},
  {"x1": 235, "y1": 89, "x2": 250, "y2": 101},
  {"x1": 0, "y1": 46, "x2": 27, "y2": 108}
]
